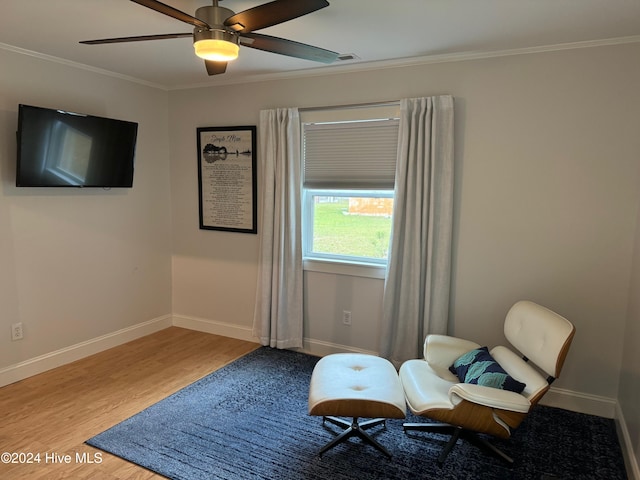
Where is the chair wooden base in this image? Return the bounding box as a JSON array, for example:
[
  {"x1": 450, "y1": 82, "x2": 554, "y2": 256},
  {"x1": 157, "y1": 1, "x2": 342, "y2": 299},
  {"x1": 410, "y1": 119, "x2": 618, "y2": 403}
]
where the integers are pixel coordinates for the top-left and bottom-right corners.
[
  {"x1": 319, "y1": 416, "x2": 391, "y2": 458},
  {"x1": 403, "y1": 422, "x2": 514, "y2": 465}
]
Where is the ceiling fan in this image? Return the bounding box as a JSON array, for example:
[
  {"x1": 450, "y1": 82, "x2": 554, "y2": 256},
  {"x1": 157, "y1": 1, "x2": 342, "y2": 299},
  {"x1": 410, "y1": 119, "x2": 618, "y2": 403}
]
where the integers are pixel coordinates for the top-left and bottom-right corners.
[{"x1": 80, "y1": 0, "x2": 339, "y2": 76}]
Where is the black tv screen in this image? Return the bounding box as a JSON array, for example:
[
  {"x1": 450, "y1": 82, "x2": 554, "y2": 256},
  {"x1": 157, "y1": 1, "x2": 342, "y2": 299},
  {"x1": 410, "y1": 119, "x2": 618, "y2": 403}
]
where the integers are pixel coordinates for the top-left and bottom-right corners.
[{"x1": 16, "y1": 104, "x2": 138, "y2": 188}]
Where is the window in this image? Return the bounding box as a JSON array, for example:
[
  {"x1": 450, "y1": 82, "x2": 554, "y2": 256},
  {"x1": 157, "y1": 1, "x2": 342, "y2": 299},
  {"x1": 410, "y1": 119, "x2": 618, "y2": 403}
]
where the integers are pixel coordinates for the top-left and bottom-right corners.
[
  {"x1": 303, "y1": 189, "x2": 394, "y2": 264},
  {"x1": 301, "y1": 105, "x2": 400, "y2": 267}
]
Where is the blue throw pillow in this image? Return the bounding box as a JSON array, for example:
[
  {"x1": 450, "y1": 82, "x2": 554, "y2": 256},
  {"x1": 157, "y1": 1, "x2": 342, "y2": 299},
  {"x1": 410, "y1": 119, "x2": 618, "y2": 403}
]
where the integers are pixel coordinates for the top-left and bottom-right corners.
[{"x1": 449, "y1": 346, "x2": 526, "y2": 394}]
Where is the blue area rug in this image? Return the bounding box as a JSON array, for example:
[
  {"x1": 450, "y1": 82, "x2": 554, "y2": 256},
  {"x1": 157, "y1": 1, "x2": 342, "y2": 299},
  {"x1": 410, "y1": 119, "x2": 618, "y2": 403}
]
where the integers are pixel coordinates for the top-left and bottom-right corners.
[{"x1": 86, "y1": 347, "x2": 627, "y2": 479}]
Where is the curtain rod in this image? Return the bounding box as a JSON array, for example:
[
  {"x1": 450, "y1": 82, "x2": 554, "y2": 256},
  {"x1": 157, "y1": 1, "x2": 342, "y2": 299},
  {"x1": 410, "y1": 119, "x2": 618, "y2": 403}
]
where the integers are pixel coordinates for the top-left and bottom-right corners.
[{"x1": 298, "y1": 100, "x2": 400, "y2": 112}]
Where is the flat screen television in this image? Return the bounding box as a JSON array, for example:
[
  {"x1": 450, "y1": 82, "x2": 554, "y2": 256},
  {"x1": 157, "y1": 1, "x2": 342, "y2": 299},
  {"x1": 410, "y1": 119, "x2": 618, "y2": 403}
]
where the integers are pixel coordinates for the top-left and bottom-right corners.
[{"x1": 16, "y1": 104, "x2": 138, "y2": 188}]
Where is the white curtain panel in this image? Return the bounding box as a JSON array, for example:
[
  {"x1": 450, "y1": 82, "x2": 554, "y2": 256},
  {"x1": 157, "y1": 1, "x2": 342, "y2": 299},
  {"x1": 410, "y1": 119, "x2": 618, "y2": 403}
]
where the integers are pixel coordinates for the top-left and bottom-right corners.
[
  {"x1": 253, "y1": 108, "x2": 304, "y2": 349},
  {"x1": 379, "y1": 96, "x2": 455, "y2": 366}
]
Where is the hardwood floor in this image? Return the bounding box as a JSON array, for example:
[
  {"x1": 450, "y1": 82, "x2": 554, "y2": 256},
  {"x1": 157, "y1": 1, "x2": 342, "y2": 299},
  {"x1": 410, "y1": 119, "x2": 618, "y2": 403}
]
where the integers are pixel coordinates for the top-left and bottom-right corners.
[{"x1": 0, "y1": 327, "x2": 259, "y2": 479}]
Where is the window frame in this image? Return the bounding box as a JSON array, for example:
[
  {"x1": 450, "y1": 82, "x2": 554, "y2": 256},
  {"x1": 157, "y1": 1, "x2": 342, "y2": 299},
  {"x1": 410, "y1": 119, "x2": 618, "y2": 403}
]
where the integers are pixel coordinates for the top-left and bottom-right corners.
[{"x1": 300, "y1": 103, "x2": 400, "y2": 276}]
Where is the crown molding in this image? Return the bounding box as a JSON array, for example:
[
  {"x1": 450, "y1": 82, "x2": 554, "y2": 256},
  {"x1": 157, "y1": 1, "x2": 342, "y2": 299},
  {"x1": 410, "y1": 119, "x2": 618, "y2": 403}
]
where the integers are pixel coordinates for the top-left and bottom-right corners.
[
  {"x1": 0, "y1": 42, "x2": 168, "y2": 91},
  {"x1": 3, "y1": 35, "x2": 640, "y2": 92},
  {"x1": 170, "y1": 34, "x2": 640, "y2": 90}
]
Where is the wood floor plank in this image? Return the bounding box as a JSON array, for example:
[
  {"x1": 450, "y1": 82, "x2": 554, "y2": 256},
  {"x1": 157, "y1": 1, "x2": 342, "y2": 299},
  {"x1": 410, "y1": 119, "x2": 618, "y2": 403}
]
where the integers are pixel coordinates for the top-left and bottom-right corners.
[{"x1": 0, "y1": 327, "x2": 259, "y2": 479}]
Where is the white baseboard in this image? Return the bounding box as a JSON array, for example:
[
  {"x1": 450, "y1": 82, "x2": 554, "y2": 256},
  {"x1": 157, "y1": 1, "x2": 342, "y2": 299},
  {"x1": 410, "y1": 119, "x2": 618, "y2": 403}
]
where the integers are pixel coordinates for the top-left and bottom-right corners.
[
  {"x1": 300, "y1": 338, "x2": 378, "y2": 357},
  {"x1": 171, "y1": 318, "x2": 377, "y2": 357},
  {"x1": 172, "y1": 314, "x2": 258, "y2": 343},
  {"x1": 615, "y1": 403, "x2": 640, "y2": 480},
  {"x1": 0, "y1": 314, "x2": 257, "y2": 390},
  {"x1": 540, "y1": 385, "x2": 617, "y2": 418},
  {"x1": 0, "y1": 315, "x2": 172, "y2": 388}
]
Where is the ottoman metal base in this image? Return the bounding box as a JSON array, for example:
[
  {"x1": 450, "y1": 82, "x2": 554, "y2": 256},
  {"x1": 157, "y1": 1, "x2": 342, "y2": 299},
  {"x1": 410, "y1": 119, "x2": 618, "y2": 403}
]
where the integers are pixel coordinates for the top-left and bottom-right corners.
[{"x1": 320, "y1": 416, "x2": 391, "y2": 458}]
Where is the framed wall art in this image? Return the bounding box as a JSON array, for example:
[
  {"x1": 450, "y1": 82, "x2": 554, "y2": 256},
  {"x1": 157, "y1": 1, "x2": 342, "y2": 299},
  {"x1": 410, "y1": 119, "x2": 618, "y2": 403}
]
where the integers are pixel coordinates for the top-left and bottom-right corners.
[{"x1": 197, "y1": 125, "x2": 257, "y2": 234}]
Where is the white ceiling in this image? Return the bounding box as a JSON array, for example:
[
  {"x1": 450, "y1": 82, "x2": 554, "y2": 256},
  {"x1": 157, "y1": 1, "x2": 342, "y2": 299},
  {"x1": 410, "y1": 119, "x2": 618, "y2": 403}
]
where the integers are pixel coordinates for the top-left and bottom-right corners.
[{"x1": 1, "y1": 0, "x2": 640, "y2": 90}]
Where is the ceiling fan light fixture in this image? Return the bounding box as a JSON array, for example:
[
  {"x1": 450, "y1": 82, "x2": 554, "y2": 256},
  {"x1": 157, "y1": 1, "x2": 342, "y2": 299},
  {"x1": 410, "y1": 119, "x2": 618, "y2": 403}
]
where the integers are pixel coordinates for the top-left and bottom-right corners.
[
  {"x1": 195, "y1": 39, "x2": 239, "y2": 61},
  {"x1": 194, "y1": 29, "x2": 239, "y2": 61}
]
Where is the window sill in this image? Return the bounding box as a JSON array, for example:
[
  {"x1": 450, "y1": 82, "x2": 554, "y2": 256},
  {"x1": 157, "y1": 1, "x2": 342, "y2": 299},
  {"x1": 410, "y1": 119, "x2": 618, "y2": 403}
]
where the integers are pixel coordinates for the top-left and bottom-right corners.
[{"x1": 303, "y1": 258, "x2": 386, "y2": 279}]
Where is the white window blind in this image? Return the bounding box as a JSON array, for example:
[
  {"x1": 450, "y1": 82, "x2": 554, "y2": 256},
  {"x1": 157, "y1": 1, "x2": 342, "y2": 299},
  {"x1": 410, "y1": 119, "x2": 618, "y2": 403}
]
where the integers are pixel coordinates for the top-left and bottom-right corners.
[{"x1": 303, "y1": 117, "x2": 399, "y2": 189}]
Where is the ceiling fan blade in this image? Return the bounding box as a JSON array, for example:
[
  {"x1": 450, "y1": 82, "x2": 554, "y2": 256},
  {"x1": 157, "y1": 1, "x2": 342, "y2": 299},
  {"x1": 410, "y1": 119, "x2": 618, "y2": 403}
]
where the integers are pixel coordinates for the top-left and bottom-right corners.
[
  {"x1": 240, "y1": 33, "x2": 338, "y2": 64},
  {"x1": 205, "y1": 60, "x2": 228, "y2": 76},
  {"x1": 225, "y1": 0, "x2": 329, "y2": 33},
  {"x1": 80, "y1": 33, "x2": 192, "y2": 45},
  {"x1": 131, "y1": 0, "x2": 209, "y2": 28}
]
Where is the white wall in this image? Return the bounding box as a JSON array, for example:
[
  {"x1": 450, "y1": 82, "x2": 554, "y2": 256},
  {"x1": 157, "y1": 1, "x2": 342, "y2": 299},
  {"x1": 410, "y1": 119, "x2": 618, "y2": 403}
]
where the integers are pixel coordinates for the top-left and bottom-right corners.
[
  {"x1": 169, "y1": 42, "x2": 640, "y2": 412},
  {"x1": 0, "y1": 48, "x2": 173, "y2": 371},
  {"x1": 620, "y1": 183, "x2": 640, "y2": 475}
]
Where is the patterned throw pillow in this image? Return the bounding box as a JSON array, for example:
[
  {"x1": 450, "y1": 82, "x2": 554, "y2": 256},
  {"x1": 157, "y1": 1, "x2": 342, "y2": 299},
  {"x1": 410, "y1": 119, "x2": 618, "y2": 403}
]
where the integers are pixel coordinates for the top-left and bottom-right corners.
[{"x1": 449, "y1": 346, "x2": 526, "y2": 393}]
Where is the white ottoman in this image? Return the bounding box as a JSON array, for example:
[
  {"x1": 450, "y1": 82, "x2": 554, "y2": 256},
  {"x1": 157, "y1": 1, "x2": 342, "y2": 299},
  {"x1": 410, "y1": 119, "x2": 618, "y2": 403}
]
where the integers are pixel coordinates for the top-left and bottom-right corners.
[{"x1": 308, "y1": 353, "x2": 406, "y2": 457}]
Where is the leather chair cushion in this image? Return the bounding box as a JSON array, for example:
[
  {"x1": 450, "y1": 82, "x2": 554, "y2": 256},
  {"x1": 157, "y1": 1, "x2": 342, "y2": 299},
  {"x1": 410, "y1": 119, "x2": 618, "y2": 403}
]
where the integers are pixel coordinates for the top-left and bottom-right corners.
[{"x1": 308, "y1": 353, "x2": 406, "y2": 419}]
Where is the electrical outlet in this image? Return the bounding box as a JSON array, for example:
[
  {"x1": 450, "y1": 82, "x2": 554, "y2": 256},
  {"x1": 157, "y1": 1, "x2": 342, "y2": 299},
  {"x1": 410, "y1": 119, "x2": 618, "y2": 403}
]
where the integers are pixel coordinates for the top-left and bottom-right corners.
[
  {"x1": 12, "y1": 322, "x2": 24, "y2": 341},
  {"x1": 342, "y1": 310, "x2": 352, "y2": 326}
]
